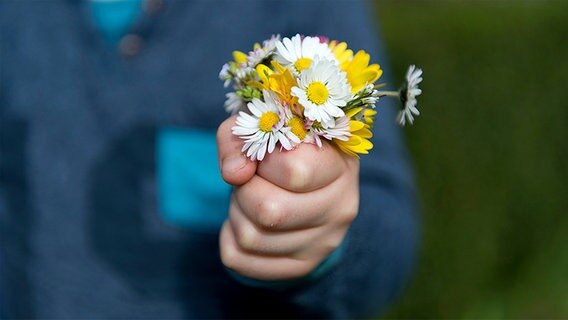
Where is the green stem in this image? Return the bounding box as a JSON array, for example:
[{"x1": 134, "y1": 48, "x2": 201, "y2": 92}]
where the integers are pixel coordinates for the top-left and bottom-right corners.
[{"x1": 376, "y1": 90, "x2": 400, "y2": 98}]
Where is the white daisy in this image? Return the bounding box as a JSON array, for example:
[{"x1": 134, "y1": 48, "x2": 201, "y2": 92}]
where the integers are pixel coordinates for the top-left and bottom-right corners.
[
  {"x1": 280, "y1": 107, "x2": 305, "y2": 147},
  {"x1": 247, "y1": 34, "x2": 280, "y2": 67},
  {"x1": 305, "y1": 116, "x2": 351, "y2": 148},
  {"x1": 232, "y1": 91, "x2": 296, "y2": 161},
  {"x1": 234, "y1": 66, "x2": 254, "y2": 84},
  {"x1": 321, "y1": 116, "x2": 351, "y2": 141},
  {"x1": 291, "y1": 58, "x2": 352, "y2": 127},
  {"x1": 397, "y1": 65, "x2": 423, "y2": 126},
  {"x1": 275, "y1": 34, "x2": 335, "y2": 74},
  {"x1": 219, "y1": 63, "x2": 232, "y2": 87},
  {"x1": 224, "y1": 92, "x2": 245, "y2": 115}
]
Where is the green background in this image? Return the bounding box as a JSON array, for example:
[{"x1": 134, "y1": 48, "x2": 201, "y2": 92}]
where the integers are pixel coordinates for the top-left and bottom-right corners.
[{"x1": 374, "y1": 1, "x2": 568, "y2": 318}]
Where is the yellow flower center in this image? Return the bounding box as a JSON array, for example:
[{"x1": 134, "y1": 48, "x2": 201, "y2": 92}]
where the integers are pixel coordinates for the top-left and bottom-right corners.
[
  {"x1": 258, "y1": 112, "x2": 280, "y2": 132},
  {"x1": 306, "y1": 82, "x2": 329, "y2": 105},
  {"x1": 288, "y1": 117, "x2": 307, "y2": 140},
  {"x1": 294, "y1": 58, "x2": 312, "y2": 72}
]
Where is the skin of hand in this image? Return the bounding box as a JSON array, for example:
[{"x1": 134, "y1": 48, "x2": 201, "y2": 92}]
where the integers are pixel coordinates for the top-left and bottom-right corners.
[{"x1": 217, "y1": 115, "x2": 360, "y2": 281}]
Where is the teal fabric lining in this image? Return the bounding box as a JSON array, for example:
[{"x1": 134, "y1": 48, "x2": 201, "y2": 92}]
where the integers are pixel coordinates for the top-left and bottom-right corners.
[
  {"x1": 157, "y1": 127, "x2": 231, "y2": 231},
  {"x1": 87, "y1": 0, "x2": 142, "y2": 45},
  {"x1": 227, "y1": 237, "x2": 347, "y2": 289}
]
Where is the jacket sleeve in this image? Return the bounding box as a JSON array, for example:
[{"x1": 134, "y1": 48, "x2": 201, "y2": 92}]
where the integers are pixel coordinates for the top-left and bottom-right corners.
[{"x1": 224, "y1": 1, "x2": 420, "y2": 318}]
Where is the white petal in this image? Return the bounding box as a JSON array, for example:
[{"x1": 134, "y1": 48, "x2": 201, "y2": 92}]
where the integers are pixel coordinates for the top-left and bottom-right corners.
[
  {"x1": 257, "y1": 140, "x2": 268, "y2": 161},
  {"x1": 268, "y1": 133, "x2": 276, "y2": 153}
]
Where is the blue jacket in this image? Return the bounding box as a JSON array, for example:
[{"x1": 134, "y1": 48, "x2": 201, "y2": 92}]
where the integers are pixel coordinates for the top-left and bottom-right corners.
[{"x1": 0, "y1": 0, "x2": 419, "y2": 318}]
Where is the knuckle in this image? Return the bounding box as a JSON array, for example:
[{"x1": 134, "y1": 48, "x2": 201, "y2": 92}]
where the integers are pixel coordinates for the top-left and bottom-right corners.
[
  {"x1": 328, "y1": 233, "x2": 346, "y2": 251},
  {"x1": 337, "y1": 208, "x2": 358, "y2": 227},
  {"x1": 284, "y1": 160, "x2": 313, "y2": 192},
  {"x1": 220, "y1": 240, "x2": 240, "y2": 271},
  {"x1": 234, "y1": 223, "x2": 259, "y2": 252},
  {"x1": 343, "y1": 205, "x2": 359, "y2": 224},
  {"x1": 337, "y1": 192, "x2": 360, "y2": 225},
  {"x1": 256, "y1": 198, "x2": 285, "y2": 230}
]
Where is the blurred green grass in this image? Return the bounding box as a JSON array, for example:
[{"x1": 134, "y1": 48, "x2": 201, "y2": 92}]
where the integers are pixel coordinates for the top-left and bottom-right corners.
[{"x1": 375, "y1": 1, "x2": 568, "y2": 318}]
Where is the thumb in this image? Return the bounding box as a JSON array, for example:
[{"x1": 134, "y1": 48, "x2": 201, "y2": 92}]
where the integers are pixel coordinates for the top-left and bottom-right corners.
[{"x1": 216, "y1": 115, "x2": 257, "y2": 186}]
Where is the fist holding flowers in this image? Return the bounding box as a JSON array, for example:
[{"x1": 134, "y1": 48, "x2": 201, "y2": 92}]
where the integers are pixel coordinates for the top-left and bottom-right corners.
[{"x1": 217, "y1": 34, "x2": 423, "y2": 280}]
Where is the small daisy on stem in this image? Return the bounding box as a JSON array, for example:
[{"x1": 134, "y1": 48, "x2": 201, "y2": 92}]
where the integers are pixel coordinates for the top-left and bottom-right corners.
[{"x1": 376, "y1": 65, "x2": 423, "y2": 126}]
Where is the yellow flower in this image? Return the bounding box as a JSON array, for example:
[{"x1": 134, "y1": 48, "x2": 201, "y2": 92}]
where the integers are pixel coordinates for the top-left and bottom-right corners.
[
  {"x1": 232, "y1": 50, "x2": 248, "y2": 64},
  {"x1": 254, "y1": 64, "x2": 273, "y2": 91},
  {"x1": 362, "y1": 108, "x2": 377, "y2": 127},
  {"x1": 346, "y1": 106, "x2": 377, "y2": 128},
  {"x1": 288, "y1": 117, "x2": 308, "y2": 140},
  {"x1": 329, "y1": 41, "x2": 353, "y2": 71},
  {"x1": 345, "y1": 50, "x2": 382, "y2": 94},
  {"x1": 253, "y1": 61, "x2": 299, "y2": 110},
  {"x1": 334, "y1": 120, "x2": 373, "y2": 158},
  {"x1": 330, "y1": 40, "x2": 383, "y2": 94}
]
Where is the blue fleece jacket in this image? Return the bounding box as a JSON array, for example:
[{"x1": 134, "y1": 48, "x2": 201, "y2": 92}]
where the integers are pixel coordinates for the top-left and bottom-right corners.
[{"x1": 0, "y1": 0, "x2": 419, "y2": 318}]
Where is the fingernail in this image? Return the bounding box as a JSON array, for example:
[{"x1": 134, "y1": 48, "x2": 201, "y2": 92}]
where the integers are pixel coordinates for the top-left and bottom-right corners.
[{"x1": 223, "y1": 155, "x2": 246, "y2": 173}]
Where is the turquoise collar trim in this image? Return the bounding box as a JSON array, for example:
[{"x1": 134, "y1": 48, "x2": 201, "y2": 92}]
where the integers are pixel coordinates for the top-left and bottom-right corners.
[{"x1": 87, "y1": 0, "x2": 143, "y2": 45}]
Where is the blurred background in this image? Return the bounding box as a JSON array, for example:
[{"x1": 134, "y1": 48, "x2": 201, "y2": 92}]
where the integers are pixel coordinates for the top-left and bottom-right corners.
[{"x1": 374, "y1": 1, "x2": 568, "y2": 318}]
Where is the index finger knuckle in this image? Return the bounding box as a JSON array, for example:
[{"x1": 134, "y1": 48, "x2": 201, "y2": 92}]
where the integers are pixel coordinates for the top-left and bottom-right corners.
[
  {"x1": 282, "y1": 160, "x2": 314, "y2": 192},
  {"x1": 233, "y1": 222, "x2": 260, "y2": 252},
  {"x1": 255, "y1": 198, "x2": 285, "y2": 230}
]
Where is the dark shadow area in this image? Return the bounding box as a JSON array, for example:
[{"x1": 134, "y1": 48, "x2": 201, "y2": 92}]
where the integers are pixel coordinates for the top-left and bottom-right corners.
[
  {"x1": 0, "y1": 117, "x2": 34, "y2": 318},
  {"x1": 87, "y1": 125, "x2": 220, "y2": 316}
]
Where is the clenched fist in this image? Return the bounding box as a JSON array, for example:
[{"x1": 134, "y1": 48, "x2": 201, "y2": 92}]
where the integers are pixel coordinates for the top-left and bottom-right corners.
[{"x1": 217, "y1": 115, "x2": 360, "y2": 281}]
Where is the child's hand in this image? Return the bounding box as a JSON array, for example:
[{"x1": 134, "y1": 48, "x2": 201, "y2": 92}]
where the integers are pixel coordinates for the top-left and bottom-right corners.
[{"x1": 217, "y1": 116, "x2": 360, "y2": 281}]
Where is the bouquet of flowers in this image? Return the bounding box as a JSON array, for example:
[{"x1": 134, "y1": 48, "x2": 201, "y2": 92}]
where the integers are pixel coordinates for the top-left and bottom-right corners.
[{"x1": 219, "y1": 34, "x2": 423, "y2": 161}]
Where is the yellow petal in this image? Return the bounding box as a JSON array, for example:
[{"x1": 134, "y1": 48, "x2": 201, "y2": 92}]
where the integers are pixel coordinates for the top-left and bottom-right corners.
[
  {"x1": 346, "y1": 107, "x2": 363, "y2": 119},
  {"x1": 343, "y1": 135, "x2": 362, "y2": 146},
  {"x1": 256, "y1": 64, "x2": 272, "y2": 81},
  {"x1": 337, "y1": 145, "x2": 359, "y2": 158},
  {"x1": 271, "y1": 60, "x2": 287, "y2": 74},
  {"x1": 253, "y1": 64, "x2": 273, "y2": 91},
  {"x1": 357, "y1": 138, "x2": 373, "y2": 150},
  {"x1": 349, "y1": 50, "x2": 370, "y2": 72},
  {"x1": 354, "y1": 127, "x2": 373, "y2": 139},
  {"x1": 364, "y1": 109, "x2": 377, "y2": 116},
  {"x1": 233, "y1": 51, "x2": 248, "y2": 64},
  {"x1": 349, "y1": 120, "x2": 366, "y2": 132}
]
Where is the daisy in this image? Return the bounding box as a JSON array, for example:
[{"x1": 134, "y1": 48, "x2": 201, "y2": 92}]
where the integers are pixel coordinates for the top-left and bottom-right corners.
[
  {"x1": 275, "y1": 34, "x2": 335, "y2": 74},
  {"x1": 304, "y1": 121, "x2": 325, "y2": 148},
  {"x1": 247, "y1": 34, "x2": 280, "y2": 67},
  {"x1": 224, "y1": 92, "x2": 245, "y2": 115},
  {"x1": 232, "y1": 91, "x2": 296, "y2": 161},
  {"x1": 234, "y1": 66, "x2": 254, "y2": 84},
  {"x1": 321, "y1": 116, "x2": 351, "y2": 141},
  {"x1": 291, "y1": 58, "x2": 352, "y2": 127},
  {"x1": 305, "y1": 116, "x2": 351, "y2": 149},
  {"x1": 286, "y1": 116, "x2": 308, "y2": 142},
  {"x1": 280, "y1": 107, "x2": 305, "y2": 148},
  {"x1": 397, "y1": 65, "x2": 423, "y2": 126},
  {"x1": 219, "y1": 63, "x2": 232, "y2": 87}
]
